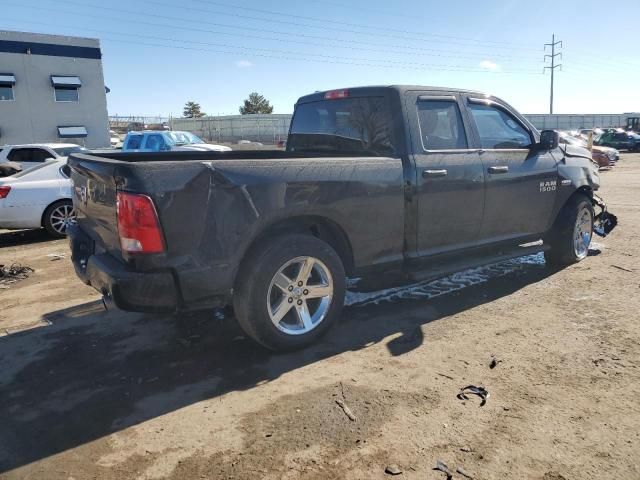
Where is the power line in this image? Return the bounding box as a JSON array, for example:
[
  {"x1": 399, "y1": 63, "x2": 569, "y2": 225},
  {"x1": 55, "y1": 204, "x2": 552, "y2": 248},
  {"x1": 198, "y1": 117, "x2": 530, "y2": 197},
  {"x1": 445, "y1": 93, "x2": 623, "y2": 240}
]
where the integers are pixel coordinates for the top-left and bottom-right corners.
[
  {"x1": 5, "y1": 2, "x2": 543, "y2": 63},
  {"x1": 188, "y1": 0, "x2": 536, "y2": 49},
  {"x1": 544, "y1": 34, "x2": 562, "y2": 114},
  {"x1": 57, "y1": 0, "x2": 540, "y2": 52},
  {"x1": 0, "y1": 16, "x2": 540, "y2": 72},
  {"x1": 1, "y1": 18, "x2": 543, "y2": 74},
  {"x1": 1, "y1": 17, "x2": 535, "y2": 74}
]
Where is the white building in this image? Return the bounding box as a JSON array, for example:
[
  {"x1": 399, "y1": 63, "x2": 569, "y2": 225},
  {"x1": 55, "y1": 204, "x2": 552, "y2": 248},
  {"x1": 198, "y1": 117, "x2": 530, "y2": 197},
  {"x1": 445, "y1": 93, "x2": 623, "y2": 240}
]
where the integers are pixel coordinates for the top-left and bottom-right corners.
[{"x1": 0, "y1": 30, "x2": 110, "y2": 148}]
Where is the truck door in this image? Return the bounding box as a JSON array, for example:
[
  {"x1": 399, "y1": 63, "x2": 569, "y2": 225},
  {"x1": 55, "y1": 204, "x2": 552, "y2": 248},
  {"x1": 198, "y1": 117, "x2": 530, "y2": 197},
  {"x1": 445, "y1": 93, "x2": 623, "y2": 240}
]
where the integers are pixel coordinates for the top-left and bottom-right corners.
[
  {"x1": 464, "y1": 96, "x2": 558, "y2": 241},
  {"x1": 405, "y1": 92, "x2": 485, "y2": 256}
]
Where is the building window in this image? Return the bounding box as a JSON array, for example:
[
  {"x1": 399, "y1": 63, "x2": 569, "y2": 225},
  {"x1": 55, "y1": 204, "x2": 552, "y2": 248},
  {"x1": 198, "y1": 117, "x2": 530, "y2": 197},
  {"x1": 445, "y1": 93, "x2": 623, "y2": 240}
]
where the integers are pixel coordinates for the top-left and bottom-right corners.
[
  {"x1": 54, "y1": 87, "x2": 79, "y2": 102},
  {"x1": 58, "y1": 126, "x2": 88, "y2": 138},
  {"x1": 0, "y1": 74, "x2": 16, "y2": 101},
  {"x1": 51, "y1": 76, "x2": 81, "y2": 103}
]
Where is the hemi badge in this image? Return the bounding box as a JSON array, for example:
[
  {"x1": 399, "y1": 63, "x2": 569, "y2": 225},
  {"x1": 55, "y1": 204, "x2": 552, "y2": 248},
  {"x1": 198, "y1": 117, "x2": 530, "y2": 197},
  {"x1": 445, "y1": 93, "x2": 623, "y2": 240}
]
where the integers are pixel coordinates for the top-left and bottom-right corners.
[{"x1": 561, "y1": 179, "x2": 572, "y2": 186}]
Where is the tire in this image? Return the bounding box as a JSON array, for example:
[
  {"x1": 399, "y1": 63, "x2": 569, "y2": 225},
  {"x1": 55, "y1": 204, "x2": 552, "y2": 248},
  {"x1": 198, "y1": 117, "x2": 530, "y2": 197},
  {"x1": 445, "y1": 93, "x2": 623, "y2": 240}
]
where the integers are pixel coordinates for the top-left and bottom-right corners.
[
  {"x1": 544, "y1": 194, "x2": 594, "y2": 266},
  {"x1": 43, "y1": 200, "x2": 76, "y2": 238},
  {"x1": 233, "y1": 234, "x2": 346, "y2": 351}
]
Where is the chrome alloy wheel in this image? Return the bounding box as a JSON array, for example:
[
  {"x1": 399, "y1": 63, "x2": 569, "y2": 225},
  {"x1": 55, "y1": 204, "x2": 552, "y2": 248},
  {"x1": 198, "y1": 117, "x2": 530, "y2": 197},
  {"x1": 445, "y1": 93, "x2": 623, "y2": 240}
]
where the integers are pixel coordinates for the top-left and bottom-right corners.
[
  {"x1": 573, "y1": 205, "x2": 593, "y2": 259},
  {"x1": 267, "y1": 256, "x2": 334, "y2": 335},
  {"x1": 49, "y1": 203, "x2": 77, "y2": 235}
]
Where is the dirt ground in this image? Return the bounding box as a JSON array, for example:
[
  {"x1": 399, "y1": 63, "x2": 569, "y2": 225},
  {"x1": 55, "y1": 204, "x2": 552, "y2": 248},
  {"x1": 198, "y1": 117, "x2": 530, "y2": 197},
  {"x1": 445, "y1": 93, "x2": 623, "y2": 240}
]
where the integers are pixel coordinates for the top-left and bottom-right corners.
[{"x1": 1, "y1": 155, "x2": 639, "y2": 480}]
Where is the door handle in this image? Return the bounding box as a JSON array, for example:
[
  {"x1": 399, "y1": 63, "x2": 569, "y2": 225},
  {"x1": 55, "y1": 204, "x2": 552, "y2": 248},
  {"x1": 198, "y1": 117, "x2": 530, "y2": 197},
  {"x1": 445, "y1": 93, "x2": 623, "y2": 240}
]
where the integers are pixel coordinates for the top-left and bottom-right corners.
[
  {"x1": 422, "y1": 169, "x2": 448, "y2": 178},
  {"x1": 488, "y1": 166, "x2": 509, "y2": 174}
]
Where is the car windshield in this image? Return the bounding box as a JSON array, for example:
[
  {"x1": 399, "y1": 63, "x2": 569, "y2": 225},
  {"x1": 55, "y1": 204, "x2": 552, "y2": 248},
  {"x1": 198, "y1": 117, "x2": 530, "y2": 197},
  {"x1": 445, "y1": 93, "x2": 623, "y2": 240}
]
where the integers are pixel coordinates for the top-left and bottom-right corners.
[
  {"x1": 167, "y1": 131, "x2": 204, "y2": 145},
  {"x1": 52, "y1": 146, "x2": 87, "y2": 156}
]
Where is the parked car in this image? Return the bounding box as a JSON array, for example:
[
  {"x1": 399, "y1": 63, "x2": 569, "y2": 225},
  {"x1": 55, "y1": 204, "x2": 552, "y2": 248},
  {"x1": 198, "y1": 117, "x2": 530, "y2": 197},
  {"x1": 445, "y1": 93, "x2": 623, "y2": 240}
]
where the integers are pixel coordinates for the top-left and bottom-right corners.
[
  {"x1": 558, "y1": 132, "x2": 617, "y2": 167},
  {"x1": 109, "y1": 130, "x2": 121, "y2": 148},
  {"x1": 0, "y1": 143, "x2": 87, "y2": 170},
  {"x1": 0, "y1": 160, "x2": 75, "y2": 237},
  {"x1": 68, "y1": 85, "x2": 614, "y2": 351},
  {"x1": 595, "y1": 129, "x2": 640, "y2": 151},
  {"x1": 121, "y1": 131, "x2": 231, "y2": 152}
]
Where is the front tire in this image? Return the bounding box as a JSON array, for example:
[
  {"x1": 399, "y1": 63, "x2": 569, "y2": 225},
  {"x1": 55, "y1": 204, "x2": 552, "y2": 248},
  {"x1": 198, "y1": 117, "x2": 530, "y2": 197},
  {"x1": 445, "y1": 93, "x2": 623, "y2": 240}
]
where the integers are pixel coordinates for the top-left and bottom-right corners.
[
  {"x1": 233, "y1": 234, "x2": 346, "y2": 351},
  {"x1": 43, "y1": 200, "x2": 76, "y2": 238},
  {"x1": 544, "y1": 194, "x2": 594, "y2": 266}
]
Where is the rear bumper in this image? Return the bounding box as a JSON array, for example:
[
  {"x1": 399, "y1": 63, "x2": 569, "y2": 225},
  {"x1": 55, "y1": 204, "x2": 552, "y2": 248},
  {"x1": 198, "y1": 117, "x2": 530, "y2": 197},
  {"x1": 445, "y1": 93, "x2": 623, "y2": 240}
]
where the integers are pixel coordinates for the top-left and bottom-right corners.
[{"x1": 68, "y1": 225, "x2": 178, "y2": 312}]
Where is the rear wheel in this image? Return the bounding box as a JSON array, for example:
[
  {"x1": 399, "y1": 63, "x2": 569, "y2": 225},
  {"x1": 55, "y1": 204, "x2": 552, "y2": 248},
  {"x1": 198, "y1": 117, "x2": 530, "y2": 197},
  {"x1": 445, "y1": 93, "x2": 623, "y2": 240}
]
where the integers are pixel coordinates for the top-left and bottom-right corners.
[
  {"x1": 233, "y1": 234, "x2": 345, "y2": 351},
  {"x1": 43, "y1": 200, "x2": 76, "y2": 238},
  {"x1": 544, "y1": 194, "x2": 593, "y2": 266}
]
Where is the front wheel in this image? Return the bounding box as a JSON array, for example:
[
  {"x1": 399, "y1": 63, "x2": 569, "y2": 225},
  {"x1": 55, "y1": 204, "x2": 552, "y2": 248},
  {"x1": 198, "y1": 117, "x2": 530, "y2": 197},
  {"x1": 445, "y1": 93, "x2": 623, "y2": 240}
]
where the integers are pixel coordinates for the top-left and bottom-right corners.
[
  {"x1": 233, "y1": 234, "x2": 346, "y2": 351},
  {"x1": 544, "y1": 194, "x2": 594, "y2": 266}
]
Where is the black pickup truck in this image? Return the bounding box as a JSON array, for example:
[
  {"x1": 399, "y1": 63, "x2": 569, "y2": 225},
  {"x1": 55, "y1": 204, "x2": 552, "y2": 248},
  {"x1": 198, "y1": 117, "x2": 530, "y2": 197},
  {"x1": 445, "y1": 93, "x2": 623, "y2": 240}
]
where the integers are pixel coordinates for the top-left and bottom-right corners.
[{"x1": 68, "y1": 86, "x2": 613, "y2": 351}]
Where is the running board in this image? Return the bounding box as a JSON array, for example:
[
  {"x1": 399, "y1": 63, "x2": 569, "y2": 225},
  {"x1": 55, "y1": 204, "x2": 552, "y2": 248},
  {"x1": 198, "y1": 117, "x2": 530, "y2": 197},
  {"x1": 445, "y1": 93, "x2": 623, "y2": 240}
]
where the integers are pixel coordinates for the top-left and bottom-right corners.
[{"x1": 408, "y1": 243, "x2": 548, "y2": 284}]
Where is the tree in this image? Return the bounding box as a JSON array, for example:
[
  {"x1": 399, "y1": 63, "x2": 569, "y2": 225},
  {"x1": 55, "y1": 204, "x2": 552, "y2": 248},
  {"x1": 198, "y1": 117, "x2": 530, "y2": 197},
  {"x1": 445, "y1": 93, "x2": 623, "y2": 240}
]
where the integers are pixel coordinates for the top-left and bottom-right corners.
[
  {"x1": 239, "y1": 92, "x2": 273, "y2": 114},
  {"x1": 183, "y1": 101, "x2": 205, "y2": 118}
]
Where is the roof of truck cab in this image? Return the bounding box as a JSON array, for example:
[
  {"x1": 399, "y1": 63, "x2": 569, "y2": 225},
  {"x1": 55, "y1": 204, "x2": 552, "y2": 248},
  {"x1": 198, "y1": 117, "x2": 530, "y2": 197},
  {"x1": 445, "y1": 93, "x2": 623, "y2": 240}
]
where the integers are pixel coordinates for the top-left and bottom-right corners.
[{"x1": 296, "y1": 85, "x2": 491, "y2": 104}]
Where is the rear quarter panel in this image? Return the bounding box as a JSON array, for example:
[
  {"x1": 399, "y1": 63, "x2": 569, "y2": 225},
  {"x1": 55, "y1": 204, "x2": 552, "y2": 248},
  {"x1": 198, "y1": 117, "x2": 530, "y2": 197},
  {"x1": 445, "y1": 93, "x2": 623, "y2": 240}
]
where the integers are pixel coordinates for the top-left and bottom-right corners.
[{"x1": 141, "y1": 156, "x2": 405, "y2": 301}]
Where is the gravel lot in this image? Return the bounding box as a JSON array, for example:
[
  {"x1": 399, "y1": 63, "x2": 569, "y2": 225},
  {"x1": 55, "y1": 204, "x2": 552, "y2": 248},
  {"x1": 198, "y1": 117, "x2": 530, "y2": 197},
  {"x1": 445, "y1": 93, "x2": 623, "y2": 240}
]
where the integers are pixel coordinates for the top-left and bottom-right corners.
[{"x1": 1, "y1": 154, "x2": 639, "y2": 480}]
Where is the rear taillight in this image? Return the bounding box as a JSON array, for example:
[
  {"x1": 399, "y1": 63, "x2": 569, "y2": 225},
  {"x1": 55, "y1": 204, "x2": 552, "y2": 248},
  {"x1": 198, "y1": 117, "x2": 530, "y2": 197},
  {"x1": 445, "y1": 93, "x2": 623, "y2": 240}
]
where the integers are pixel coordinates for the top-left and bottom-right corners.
[
  {"x1": 116, "y1": 191, "x2": 165, "y2": 253},
  {"x1": 324, "y1": 89, "x2": 349, "y2": 100},
  {"x1": 0, "y1": 186, "x2": 10, "y2": 199}
]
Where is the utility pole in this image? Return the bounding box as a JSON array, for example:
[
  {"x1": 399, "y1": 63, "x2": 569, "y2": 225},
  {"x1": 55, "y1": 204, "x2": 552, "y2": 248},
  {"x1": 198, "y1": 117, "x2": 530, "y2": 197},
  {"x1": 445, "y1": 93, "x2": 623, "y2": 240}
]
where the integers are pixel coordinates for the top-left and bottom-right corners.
[{"x1": 544, "y1": 34, "x2": 562, "y2": 114}]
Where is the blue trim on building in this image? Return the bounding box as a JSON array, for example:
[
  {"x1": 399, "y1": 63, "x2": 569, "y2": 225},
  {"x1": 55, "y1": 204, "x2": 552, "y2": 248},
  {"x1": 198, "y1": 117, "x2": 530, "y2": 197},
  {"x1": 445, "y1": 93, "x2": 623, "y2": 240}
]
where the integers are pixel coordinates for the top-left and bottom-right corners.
[{"x1": 0, "y1": 40, "x2": 101, "y2": 59}]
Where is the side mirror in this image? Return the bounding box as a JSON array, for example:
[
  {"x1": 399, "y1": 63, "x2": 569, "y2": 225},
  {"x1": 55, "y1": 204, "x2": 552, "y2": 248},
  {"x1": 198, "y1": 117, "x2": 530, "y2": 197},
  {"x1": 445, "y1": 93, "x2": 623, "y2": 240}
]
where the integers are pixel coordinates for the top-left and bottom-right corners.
[{"x1": 537, "y1": 130, "x2": 559, "y2": 150}]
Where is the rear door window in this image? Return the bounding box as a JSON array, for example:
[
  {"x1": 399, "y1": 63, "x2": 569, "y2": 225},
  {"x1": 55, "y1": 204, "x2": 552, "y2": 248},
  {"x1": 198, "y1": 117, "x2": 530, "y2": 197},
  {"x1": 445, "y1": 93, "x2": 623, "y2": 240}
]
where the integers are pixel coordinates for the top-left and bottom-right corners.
[
  {"x1": 7, "y1": 148, "x2": 53, "y2": 163},
  {"x1": 144, "y1": 134, "x2": 166, "y2": 151},
  {"x1": 468, "y1": 103, "x2": 532, "y2": 149},
  {"x1": 416, "y1": 100, "x2": 467, "y2": 150},
  {"x1": 126, "y1": 135, "x2": 143, "y2": 149},
  {"x1": 288, "y1": 96, "x2": 394, "y2": 155}
]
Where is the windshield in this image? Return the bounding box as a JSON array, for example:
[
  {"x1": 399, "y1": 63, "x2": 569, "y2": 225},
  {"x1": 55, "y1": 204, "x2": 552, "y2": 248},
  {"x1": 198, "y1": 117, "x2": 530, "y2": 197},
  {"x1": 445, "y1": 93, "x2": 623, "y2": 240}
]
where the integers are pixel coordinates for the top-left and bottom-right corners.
[
  {"x1": 167, "y1": 131, "x2": 204, "y2": 145},
  {"x1": 52, "y1": 146, "x2": 87, "y2": 156}
]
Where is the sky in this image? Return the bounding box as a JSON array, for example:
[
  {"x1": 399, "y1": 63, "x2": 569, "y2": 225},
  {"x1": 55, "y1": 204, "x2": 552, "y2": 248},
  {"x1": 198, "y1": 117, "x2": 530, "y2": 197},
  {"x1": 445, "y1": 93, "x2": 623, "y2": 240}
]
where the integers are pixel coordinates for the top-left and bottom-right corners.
[{"x1": 3, "y1": 0, "x2": 640, "y2": 116}]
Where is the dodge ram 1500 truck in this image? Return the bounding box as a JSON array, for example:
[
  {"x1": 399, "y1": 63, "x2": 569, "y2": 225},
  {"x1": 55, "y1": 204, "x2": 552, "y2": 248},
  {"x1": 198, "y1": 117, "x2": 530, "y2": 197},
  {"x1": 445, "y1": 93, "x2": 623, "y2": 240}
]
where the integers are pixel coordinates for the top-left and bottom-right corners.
[{"x1": 67, "y1": 86, "x2": 613, "y2": 351}]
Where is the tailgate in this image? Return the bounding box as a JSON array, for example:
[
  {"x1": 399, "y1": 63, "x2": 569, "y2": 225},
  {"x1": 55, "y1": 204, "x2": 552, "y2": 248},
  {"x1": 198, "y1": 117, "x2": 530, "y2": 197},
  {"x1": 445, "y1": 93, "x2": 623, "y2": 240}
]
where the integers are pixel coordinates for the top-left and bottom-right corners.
[{"x1": 68, "y1": 153, "x2": 122, "y2": 260}]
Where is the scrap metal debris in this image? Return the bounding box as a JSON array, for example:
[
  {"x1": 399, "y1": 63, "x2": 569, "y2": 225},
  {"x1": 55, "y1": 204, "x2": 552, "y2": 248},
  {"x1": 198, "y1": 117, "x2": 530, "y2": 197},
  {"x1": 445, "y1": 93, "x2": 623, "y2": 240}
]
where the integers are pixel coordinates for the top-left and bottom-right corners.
[
  {"x1": 0, "y1": 264, "x2": 34, "y2": 287},
  {"x1": 457, "y1": 385, "x2": 489, "y2": 406},
  {"x1": 456, "y1": 466, "x2": 474, "y2": 479},
  {"x1": 46, "y1": 253, "x2": 66, "y2": 261},
  {"x1": 433, "y1": 459, "x2": 454, "y2": 479},
  {"x1": 385, "y1": 464, "x2": 402, "y2": 475},
  {"x1": 611, "y1": 265, "x2": 633, "y2": 273},
  {"x1": 335, "y1": 399, "x2": 357, "y2": 421}
]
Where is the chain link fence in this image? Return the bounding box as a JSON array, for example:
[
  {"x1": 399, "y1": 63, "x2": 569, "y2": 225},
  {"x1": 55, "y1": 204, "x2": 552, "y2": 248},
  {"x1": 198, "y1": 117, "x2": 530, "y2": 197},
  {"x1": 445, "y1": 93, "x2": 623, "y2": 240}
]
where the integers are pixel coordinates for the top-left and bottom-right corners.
[
  {"x1": 109, "y1": 114, "x2": 293, "y2": 145},
  {"x1": 171, "y1": 114, "x2": 292, "y2": 145}
]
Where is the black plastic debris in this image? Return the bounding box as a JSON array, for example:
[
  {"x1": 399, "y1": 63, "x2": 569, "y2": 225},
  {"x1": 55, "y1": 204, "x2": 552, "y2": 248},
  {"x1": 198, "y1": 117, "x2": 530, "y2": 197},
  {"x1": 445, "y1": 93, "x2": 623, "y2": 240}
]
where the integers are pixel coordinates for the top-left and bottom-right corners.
[
  {"x1": 457, "y1": 385, "x2": 489, "y2": 406},
  {"x1": 593, "y1": 194, "x2": 618, "y2": 238}
]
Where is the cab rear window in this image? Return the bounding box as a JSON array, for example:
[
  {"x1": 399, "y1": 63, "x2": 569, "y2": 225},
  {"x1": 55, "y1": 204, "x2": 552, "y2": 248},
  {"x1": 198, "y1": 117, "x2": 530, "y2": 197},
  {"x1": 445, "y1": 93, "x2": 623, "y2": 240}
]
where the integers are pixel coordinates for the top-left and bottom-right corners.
[{"x1": 288, "y1": 97, "x2": 394, "y2": 156}]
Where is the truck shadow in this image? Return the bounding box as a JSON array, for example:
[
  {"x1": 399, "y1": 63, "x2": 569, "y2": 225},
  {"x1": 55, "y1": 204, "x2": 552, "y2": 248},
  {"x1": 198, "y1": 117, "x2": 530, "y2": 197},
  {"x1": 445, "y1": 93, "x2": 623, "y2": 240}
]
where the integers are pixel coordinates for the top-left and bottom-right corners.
[
  {"x1": 0, "y1": 262, "x2": 556, "y2": 473},
  {"x1": 0, "y1": 228, "x2": 55, "y2": 248}
]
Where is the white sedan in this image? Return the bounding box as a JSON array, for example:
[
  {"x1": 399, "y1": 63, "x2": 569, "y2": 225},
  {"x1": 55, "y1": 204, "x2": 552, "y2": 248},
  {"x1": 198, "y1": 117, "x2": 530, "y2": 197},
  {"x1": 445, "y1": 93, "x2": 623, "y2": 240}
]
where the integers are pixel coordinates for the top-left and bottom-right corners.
[
  {"x1": 0, "y1": 143, "x2": 87, "y2": 170},
  {"x1": 0, "y1": 160, "x2": 75, "y2": 237}
]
